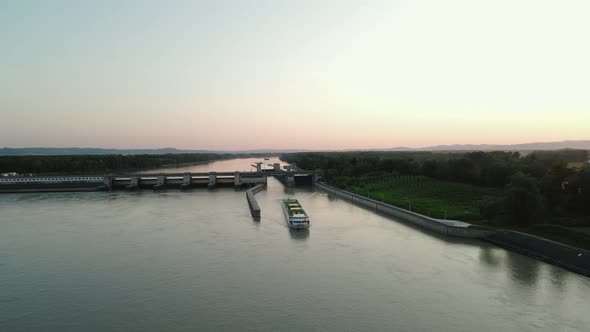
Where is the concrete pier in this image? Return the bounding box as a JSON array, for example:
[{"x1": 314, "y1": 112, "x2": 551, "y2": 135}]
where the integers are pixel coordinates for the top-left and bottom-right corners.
[
  {"x1": 246, "y1": 184, "x2": 265, "y2": 219},
  {"x1": 125, "y1": 177, "x2": 139, "y2": 190},
  {"x1": 181, "y1": 174, "x2": 191, "y2": 189},
  {"x1": 286, "y1": 174, "x2": 296, "y2": 186},
  {"x1": 208, "y1": 172, "x2": 217, "y2": 189},
  {"x1": 153, "y1": 176, "x2": 165, "y2": 190},
  {"x1": 234, "y1": 171, "x2": 241, "y2": 188},
  {"x1": 102, "y1": 176, "x2": 112, "y2": 190}
]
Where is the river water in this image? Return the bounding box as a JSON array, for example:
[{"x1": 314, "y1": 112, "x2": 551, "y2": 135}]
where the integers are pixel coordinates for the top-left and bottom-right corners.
[{"x1": 1, "y1": 158, "x2": 589, "y2": 331}]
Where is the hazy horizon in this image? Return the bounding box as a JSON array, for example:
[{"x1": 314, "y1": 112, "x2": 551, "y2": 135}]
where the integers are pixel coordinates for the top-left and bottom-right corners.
[
  {"x1": 2, "y1": 0, "x2": 589, "y2": 150},
  {"x1": 4, "y1": 139, "x2": 590, "y2": 153}
]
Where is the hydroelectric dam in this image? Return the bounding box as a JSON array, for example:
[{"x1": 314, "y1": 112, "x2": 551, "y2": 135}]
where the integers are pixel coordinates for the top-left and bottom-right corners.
[{"x1": 0, "y1": 163, "x2": 321, "y2": 193}]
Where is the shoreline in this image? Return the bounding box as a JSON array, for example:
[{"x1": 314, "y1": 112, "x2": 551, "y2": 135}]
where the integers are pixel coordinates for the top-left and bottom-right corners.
[
  {"x1": 2, "y1": 157, "x2": 226, "y2": 177},
  {"x1": 315, "y1": 182, "x2": 590, "y2": 278},
  {"x1": 148, "y1": 159, "x2": 217, "y2": 170}
]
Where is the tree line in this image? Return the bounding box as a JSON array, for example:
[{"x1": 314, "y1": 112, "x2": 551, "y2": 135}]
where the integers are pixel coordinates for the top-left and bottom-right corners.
[
  {"x1": 282, "y1": 150, "x2": 590, "y2": 226},
  {"x1": 0, "y1": 153, "x2": 231, "y2": 174}
]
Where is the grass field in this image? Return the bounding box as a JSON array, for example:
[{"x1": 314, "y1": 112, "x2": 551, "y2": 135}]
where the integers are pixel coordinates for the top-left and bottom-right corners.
[
  {"x1": 334, "y1": 175, "x2": 501, "y2": 221},
  {"x1": 329, "y1": 174, "x2": 590, "y2": 249},
  {"x1": 571, "y1": 227, "x2": 590, "y2": 235},
  {"x1": 568, "y1": 161, "x2": 589, "y2": 169}
]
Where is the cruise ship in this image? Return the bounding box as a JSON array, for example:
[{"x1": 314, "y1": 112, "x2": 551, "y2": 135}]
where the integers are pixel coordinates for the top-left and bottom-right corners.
[{"x1": 282, "y1": 199, "x2": 310, "y2": 229}]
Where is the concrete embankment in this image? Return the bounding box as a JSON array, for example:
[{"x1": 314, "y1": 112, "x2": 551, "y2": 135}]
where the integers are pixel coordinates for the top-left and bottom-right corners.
[
  {"x1": 486, "y1": 230, "x2": 590, "y2": 277},
  {"x1": 246, "y1": 184, "x2": 265, "y2": 218},
  {"x1": 315, "y1": 182, "x2": 495, "y2": 238},
  {"x1": 315, "y1": 182, "x2": 590, "y2": 277}
]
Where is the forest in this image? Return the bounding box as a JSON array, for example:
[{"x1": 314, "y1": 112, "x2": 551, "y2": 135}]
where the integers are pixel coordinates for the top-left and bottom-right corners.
[
  {"x1": 282, "y1": 150, "x2": 590, "y2": 229},
  {"x1": 0, "y1": 153, "x2": 231, "y2": 174}
]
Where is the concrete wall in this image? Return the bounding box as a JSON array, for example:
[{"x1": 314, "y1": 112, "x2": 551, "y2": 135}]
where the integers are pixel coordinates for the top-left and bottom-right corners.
[
  {"x1": 241, "y1": 176, "x2": 267, "y2": 184},
  {"x1": 246, "y1": 184, "x2": 265, "y2": 218},
  {"x1": 315, "y1": 182, "x2": 495, "y2": 239},
  {"x1": 486, "y1": 230, "x2": 590, "y2": 277},
  {"x1": 316, "y1": 182, "x2": 590, "y2": 276},
  {"x1": 250, "y1": 184, "x2": 265, "y2": 195}
]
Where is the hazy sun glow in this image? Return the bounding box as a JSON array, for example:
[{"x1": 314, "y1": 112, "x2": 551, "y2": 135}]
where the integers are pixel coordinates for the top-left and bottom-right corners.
[{"x1": 1, "y1": 0, "x2": 589, "y2": 150}]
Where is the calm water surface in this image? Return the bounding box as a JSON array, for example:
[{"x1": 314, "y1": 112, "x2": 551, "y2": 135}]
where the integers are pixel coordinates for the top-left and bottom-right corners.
[{"x1": 1, "y1": 158, "x2": 589, "y2": 331}]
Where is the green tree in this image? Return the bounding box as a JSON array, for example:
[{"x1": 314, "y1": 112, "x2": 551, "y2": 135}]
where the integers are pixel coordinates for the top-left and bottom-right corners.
[
  {"x1": 503, "y1": 172, "x2": 545, "y2": 225},
  {"x1": 540, "y1": 161, "x2": 573, "y2": 215}
]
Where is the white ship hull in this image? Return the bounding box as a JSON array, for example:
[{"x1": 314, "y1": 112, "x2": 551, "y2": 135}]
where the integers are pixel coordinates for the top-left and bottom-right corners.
[{"x1": 282, "y1": 200, "x2": 310, "y2": 229}]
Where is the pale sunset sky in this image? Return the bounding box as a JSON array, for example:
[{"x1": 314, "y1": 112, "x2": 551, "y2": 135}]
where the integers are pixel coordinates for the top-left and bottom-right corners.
[{"x1": 1, "y1": 0, "x2": 589, "y2": 150}]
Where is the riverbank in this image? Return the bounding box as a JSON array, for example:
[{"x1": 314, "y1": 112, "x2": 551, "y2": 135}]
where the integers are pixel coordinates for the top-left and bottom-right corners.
[
  {"x1": 315, "y1": 182, "x2": 590, "y2": 277},
  {"x1": 325, "y1": 175, "x2": 500, "y2": 221},
  {"x1": 321, "y1": 173, "x2": 590, "y2": 252},
  {"x1": 0, "y1": 153, "x2": 227, "y2": 175},
  {"x1": 472, "y1": 222, "x2": 590, "y2": 251},
  {"x1": 148, "y1": 159, "x2": 215, "y2": 170},
  {"x1": 485, "y1": 230, "x2": 590, "y2": 277},
  {"x1": 315, "y1": 182, "x2": 495, "y2": 238},
  {"x1": 282, "y1": 151, "x2": 590, "y2": 247}
]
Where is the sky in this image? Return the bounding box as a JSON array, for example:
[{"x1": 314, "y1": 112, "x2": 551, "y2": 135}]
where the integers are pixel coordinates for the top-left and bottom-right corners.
[{"x1": 1, "y1": 0, "x2": 589, "y2": 150}]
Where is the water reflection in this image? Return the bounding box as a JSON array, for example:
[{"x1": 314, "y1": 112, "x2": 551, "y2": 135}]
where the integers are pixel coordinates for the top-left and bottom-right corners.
[
  {"x1": 505, "y1": 251, "x2": 541, "y2": 286},
  {"x1": 283, "y1": 185, "x2": 313, "y2": 195},
  {"x1": 289, "y1": 228, "x2": 310, "y2": 241},
  {"x1": 478, "y1": 246, "x2": 543, "y2": 287},
  {"x1": 548, "y1": 265, "x2": 568, "y2": 290},
  {"x1": 326, "y1": 194, "x2": 339, "y2": 202},
  {"x1": 479, "y1": 247, "x2": 501, "y2": 267}
]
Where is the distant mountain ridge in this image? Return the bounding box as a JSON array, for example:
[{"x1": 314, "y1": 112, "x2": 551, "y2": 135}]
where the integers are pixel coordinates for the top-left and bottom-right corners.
[
  {"x1": 1, "y1": 140, "x2": 589, "y2": 156},
  {"x1": 0, "y1": 147, "x2": 215, "y2": 156},
  {"x1": 0, "y1": 147, "x2": 306, "y2": 156},
  {"x1": 385, "y1": 140, "x2": 590, "y2": 152}
]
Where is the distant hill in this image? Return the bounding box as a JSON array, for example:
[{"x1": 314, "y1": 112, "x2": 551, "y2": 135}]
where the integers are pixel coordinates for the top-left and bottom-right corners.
[
  {"x1": 0, "y1": 147, "x2": 218, "y2": 156},
  {"x1": 0, "y1": 147, "x2": 307, "y2": 156},
  {"x1": 1, "y1": 140, "x2": 589, "y2": 156},
  {"x1": 386, "y1": 140, "x2": 590, "y2": 152}
]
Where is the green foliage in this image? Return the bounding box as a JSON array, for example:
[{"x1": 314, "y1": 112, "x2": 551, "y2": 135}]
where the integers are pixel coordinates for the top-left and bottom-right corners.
[
  {"x1": 530, "y1": 149, "x2": 589, "y2": 163},
  {"x1": 498, "y1": 172, "x2": 545, "y2": 225},
  {"x1": 0, "y1": 153, "x2": 229, "y2": 174},
  {"x1": 335, "y1": 174, "x2": 500, "y2": 221},
  {"x1": 283, "y1": 150, "x2": 590, "y2": 226},
  {"x1": 568, "y1": 166, "x2": 590, "y2": 215},
  {"x1": 573, "y1": 227, "x2": 590, "y2": 235}
]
